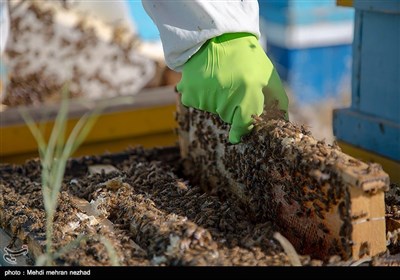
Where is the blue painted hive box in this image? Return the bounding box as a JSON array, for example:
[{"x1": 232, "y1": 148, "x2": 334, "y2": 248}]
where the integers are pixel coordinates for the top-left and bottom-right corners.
[
  {"x1": 259, "y1": 0, "x2": 355, "y2": 104},
  {"x1": 333, "y1": 1, "x2": 400, "y2": 163}
]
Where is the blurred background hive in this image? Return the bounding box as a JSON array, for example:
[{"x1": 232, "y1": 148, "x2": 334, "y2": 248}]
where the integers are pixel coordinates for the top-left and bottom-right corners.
[
  {"x1": 333, "y1": 0, "x2": 400, "y2": 184},
  {"x1": 259, "y1": 0, "x2": 354, "y2": 104},
  {"x1": 0, "y1": 0, "x2": 177, "y2": 163}
]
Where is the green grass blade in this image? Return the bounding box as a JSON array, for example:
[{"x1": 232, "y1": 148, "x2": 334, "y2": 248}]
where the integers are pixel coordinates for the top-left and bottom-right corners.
[
  {"x1": 49, "y1": 112, "x2": 100, "y2": 203},
  {"x1": 35, "y1": 254, "x2": 50, "y2": 266},
  {"x1": 21, "y1": 89, "x2": 134, "y2": 266},
  {"x1": 100, "y1": 236, "x2": 120, "y2": 266},
  {"x1": 52, "y1": 235, "x2": 87, "y2": 260},
  {"x1": 19, "y1": 109, "x2": 47, "y2": 160},
  {"x1": 19, "y1": 109, "x2": 53, "y2": 207},
  {"x1": 67, "y1": 112, "x2": 100, "y2": 156},
  {"x1": 43, "y1": 88, "x2": 70, "y2": 197}
]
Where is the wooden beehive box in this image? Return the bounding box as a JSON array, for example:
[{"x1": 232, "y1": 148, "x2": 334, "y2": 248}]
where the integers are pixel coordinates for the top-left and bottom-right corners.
[{"x1": 177, "y1": 101, "x2": 390, "y2": 261}]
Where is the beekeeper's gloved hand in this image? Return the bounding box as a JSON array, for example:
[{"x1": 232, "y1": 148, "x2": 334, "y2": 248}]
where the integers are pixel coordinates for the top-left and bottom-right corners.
[{"x1": 177, "y1": 32, "x2": 289, "y2": 144}]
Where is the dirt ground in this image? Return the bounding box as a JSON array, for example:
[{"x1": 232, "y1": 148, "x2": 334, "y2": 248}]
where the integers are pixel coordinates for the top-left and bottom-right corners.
[{"x1": 0, "y1": 146, "x2": 399, "y2": 266}]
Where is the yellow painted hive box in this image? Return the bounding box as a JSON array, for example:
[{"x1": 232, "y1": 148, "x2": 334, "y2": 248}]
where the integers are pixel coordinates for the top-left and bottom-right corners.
[{"x1": 0, "y1": 86, "x2": 177, "y2": 164}]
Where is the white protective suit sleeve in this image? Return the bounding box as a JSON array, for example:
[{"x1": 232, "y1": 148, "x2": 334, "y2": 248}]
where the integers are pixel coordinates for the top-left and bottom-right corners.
[{"x1": 142, "y1": 0, "x2": 260, "y2": 72}]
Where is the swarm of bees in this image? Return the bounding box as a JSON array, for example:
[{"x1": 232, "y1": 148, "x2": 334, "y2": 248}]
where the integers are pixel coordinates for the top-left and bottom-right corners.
[
  {"x1": 176, "y1": 103, "x2": 390, "y2": 261},
  {"x1": 385, "y1": 184, "x2": 400, "y2": 253},
  {"x1": 0, "y1": 147, "x2": 297, "y2": 266},
  {"x1": 0, "y1": 114, "x2": 396, "y2": 267},
  {"x1": 0, "y1": 142, "x2": 398, "y2": 265}
]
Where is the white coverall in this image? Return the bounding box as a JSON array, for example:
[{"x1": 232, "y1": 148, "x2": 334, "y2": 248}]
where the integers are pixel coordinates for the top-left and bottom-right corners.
[{"x1": 141, "y1": 0, "x2": 260, "y2": 71}]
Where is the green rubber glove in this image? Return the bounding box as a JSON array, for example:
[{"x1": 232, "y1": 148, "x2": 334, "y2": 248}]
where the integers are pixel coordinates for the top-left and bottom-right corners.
[{"x1": 177, "y1": 32, "x2": 289, "y2": 144}]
